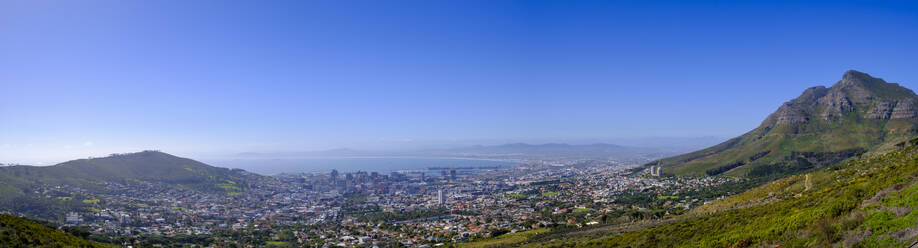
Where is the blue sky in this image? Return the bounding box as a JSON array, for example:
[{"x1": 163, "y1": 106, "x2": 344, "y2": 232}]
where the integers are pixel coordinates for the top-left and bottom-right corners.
[{"x1": 1, "y1": 0, "x2": 917, "y2": 164}]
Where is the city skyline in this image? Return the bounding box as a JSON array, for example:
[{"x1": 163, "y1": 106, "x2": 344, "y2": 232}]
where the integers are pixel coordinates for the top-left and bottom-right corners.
[{"x1": 4, "y1": 1, "x2": 918, "y2": 247}]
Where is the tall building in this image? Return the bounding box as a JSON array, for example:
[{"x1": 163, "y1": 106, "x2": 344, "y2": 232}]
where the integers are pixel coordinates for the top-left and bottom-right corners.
[
  {"x1": 437, "y1": 189, "x2": 444, "y2": 205},
  {"x1": 331, "y1": 169, "x2": 339, "y2": 181},
  {"x1": 650, "y1": 161, "x2": 662, "y2": 177},
  {"x1": 390, "y1": 172, "x2": 405, "y2": 181},
  {"x1": 449, "y1": 169, "x2": 457, "y2": 181},
  {"x1": 356, "y1": 171, "x2": 368, "y2": 182}
]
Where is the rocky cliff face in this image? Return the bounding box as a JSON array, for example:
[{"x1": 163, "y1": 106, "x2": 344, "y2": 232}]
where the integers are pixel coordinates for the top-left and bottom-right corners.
[
  {"x1": 654, "y1": 70, "x2": 918, "y2": 178},
  {"x1": 767, "y1": 70, "x2": 918, "y2": 126}
]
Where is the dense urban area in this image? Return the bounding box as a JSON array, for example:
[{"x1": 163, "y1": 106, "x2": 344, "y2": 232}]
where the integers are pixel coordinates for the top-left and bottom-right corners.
[{"x1": 3, "y1": 156, "x2": 752, "y2": 247}]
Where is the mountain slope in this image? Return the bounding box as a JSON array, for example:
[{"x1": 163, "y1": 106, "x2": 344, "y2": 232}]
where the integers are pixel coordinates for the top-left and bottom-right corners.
[
  {"x1": 0, "y1": 214, "x2": 107, "y2": 247},
  {"x1": 509, "y1": 137, "x2": 918, "y2": 247},
  {"x1": 0, "y1": 151, "x2": 261, "y2": 193},
  {"x1": 653, "y1": 70, "x2": 918, "y2": 177},
  {"x1": 0, "y1": 151, "x2": 265, "y2": 218}
]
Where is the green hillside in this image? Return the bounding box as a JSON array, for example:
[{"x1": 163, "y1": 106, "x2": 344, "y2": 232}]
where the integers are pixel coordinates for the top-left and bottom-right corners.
[
  {"x1": 652, "y1": 70, "x2": 918, "y2": 178},
  {"x1": 0, "y1": 150, "x2": 260, "y2": 194},
  {"x1": 0, "y1": 214, "x2": 107, "y2": 247},
  {"x1": 491, "y1": 138, "x2": 918, "y2": 247},
  {"x1": 0, "y1": 151, "x2": 265, "y2": 218}
]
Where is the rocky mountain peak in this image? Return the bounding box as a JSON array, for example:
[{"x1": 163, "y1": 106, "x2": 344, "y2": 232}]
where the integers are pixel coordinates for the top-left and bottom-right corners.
[
  {"x1": 660, "y1": 70, "x2": 918, "y2": 178},
  {"x1": 840, "y1": 70, "x2": 873, "y2": 85},
  {"x1": 767, "y1": 70, "x2": 918, "y2": 125}
]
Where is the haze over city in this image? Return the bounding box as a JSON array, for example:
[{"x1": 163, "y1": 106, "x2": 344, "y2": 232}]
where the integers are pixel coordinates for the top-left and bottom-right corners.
[
  {"x1": 6, "y1": 1, "x2": 918, "y2": 247},
  {"x1": 3, "y1": 1, "x2": 917, "y2": 164}
]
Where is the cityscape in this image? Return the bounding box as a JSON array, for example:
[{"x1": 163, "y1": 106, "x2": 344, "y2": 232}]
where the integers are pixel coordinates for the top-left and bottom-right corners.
[
  {"x1": 10, "y1": 153, "x2": 745, "y2": 247},
  {"x1": 2, "y1": 1, "x2": 917, "y2": 247}
]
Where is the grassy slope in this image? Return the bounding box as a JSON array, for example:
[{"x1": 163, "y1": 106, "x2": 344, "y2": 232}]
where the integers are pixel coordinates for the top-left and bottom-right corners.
[
  {"x1": 0, "y1": 214, "x2": 109, "y2": 247},
  {"x1": 523, "y1": 139, "x2": 918, "y2": 247},
  {"x1": 657, "y1": 71, "x2": 918, "y2": 178},
  {"x1": 0, "y1": 151, "x2": 259, "y2": 197},
  {"x1": 661, "y1": 111, "x2": 915, "y2": 177},
  {"x1": 458, "y1": 228, "x2": 550, "y2": 248},
  {"x1": 0, "y1": 151, "x2": 265, "y2": 219}
]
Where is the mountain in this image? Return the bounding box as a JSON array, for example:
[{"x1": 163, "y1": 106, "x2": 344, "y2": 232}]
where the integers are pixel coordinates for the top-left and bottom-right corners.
[
  {"x1": 0, "y1": 150, "x2": 261, "y2": 193},
  {"x1": 652, "y1": 70, "x2": 918, "y2": 177},
  {"x1": 509, "y1": 137, "x2": 918, "y2": 247},
  {"x1": 0, "y1": 151, "x2": 264, "y2": 218},
  {"x1": 437, "y1": 143, "x2": 675, "y2": 159},
  {"x1": 235, "y1": 143, "x2": 680, "y2": 163},
  {"x1": 0, "y1": 214, "x2": 107, "y2": 247}
]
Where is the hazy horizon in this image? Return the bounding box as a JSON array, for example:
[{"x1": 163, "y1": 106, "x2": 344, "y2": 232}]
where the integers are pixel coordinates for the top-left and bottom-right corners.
[
  {"x1": 3, "y1": 135, "x2": 725, "y2": 165},
  {"x1": 3, "y1": 1, "x2": 917, "y2": 164}
]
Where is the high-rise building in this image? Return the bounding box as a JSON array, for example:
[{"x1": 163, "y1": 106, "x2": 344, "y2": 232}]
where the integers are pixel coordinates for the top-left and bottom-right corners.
[
  {"x1": 356, "y1": 171, "x2": 368, "y2": 182},
  {"x1": 650, "y1": 161, "x2": 663, "y2": 177},
  {"x1": 449, "y1": 169, "x2": 457, "y2": 181},
  {"x1": 331, "y1": 169, "x2": 339, "y2": 181},
  {"x1": 390, "y1": 172, "x2": 405, "y2": 181},
  {"x1": 437, "y1": 189, "x2": 444, "y2": 205}
]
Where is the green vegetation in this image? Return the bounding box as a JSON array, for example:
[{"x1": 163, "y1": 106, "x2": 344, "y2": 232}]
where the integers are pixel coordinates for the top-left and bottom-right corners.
[
  {"x1": 132, "y1": 233, "x2": 215, "y2": 247},
  {"x1": 0, "y1": 214, "x2": 107, "y2": 247},
  {"x1": 0, "y1": 151, "x2": 260, "y2": 195},
  {"x1": 656, "y1": 195, "x2": 678, "y2": 201},
  {"x1": 458, "y1": 228, "x2": 549, "y2": 248},
  {"x1": 507, "y1": 138, "x2": 918, "y2": 247},
  {"x1": 265, "y1": 240, "x2": 287, "y2": 246},
  {"x1": 572, "y1": 208, "x2": 591, "y2": 214},
  {"x1": 0, "y1": 151, "x2": 266, "y2": 219},
  {"x1": 506, "y1": 194, "x2": 526, "y2": 199},
  {"x1": 216, "y1": 183, "x2": 241, "y2": 191},
  {"x1": 653, "y1": 71, "x2": 918, "y2": 178}
]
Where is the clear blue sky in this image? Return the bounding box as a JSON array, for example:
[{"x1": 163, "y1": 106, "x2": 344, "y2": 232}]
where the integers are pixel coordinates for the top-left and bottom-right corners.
[{"x1": 2, "y1": 0, "x2": 917, "y2": 164}]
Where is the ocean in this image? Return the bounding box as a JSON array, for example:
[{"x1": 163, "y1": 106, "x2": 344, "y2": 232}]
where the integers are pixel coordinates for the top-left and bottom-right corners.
[{"x1": 204, "y1": 157, "x2": 520, "y2": 175}]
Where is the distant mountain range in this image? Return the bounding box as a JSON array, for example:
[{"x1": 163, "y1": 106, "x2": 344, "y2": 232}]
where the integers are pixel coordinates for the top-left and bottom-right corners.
[
  {"x1": 236, "y1": 142, "x2": 686, "y2": 162},
  {"x1": 425, "y1": 143, "x2": 677, "y2": 159},
  {"x1": 6, "y1": 70, "x2": 917, "y2": 247},
  {"x1": 652, "y1": 70, "x2": 918, "y2": 177}
]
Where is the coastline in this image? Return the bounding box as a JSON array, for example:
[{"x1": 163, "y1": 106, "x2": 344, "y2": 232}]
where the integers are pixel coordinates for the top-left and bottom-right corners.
[{"x1": 204, "y1": 156, "x2": 523, "y2": 175}]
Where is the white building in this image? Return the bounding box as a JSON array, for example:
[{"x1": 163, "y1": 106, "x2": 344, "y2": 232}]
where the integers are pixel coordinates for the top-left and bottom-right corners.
[
  {"x1": 437, "y1": 189, "x2": 444, "y2": 205},
  {"x1": 65, "y1": 212, "x2": 82, "y2": 223}
]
